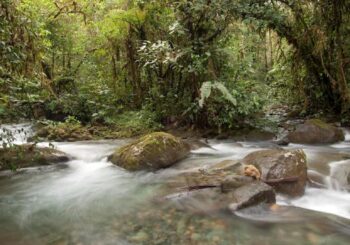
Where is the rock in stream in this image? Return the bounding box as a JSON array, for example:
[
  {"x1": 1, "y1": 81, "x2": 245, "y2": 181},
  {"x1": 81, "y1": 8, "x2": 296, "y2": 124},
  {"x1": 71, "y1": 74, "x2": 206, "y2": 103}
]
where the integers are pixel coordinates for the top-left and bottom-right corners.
[
  {"x1": 108, "y1": 132, "x2": 190, "y2": 171},
  {"x1": 243, "y1": 149, "x2": 307, "y2": 197},
  {"x1": 287, "y1": 119, "x2": 344, "y2": 144},
  {"x1": 0, "y1": 144, "x2": 69, "y2": 171}
]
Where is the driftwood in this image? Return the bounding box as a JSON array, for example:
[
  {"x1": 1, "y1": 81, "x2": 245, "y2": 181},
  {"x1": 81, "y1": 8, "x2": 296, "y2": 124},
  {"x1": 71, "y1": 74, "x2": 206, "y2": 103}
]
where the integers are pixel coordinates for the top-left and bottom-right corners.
[{"x1": 263, "y1": 176, "x2": 299, "y2": 184}]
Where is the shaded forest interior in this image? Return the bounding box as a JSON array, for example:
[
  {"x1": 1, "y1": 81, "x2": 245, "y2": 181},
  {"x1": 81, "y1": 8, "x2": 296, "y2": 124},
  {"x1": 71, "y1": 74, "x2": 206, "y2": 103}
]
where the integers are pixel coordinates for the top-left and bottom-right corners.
[{"x1": 1, "y1": 0, "x2": 350, "y2": 131}]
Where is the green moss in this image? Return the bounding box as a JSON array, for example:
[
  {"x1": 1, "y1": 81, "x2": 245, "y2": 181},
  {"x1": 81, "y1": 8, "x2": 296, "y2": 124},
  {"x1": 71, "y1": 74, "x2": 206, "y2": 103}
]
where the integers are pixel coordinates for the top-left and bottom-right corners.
[
  {"x1": 0, "y1": 145, "x2": 69, "y2": 171},
  {"x1": 306, "y1": 119, "x2": 332, "y2": 129},
  {"x1": 109, "y1": 132, "x2": 190, "y2": 171},
  {"x1": 32, "y1": 116, "x2": 162, "y2": 142}
]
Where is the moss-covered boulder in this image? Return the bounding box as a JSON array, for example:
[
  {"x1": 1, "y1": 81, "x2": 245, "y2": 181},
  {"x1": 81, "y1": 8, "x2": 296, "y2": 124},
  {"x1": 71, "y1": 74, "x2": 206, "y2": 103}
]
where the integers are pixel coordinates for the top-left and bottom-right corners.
[
  {"x1": 287, "y1": 119, "x2": 344, "y2": 144},
  {"x1": 0, "y1": 144, "x2": 69, "y2": 171},
  {"x1": 243, "y1": 149, "x2": 307, "y2": 197},
  {"x1": 33, "y1": 124, "x2": 93, "y2": 142},
  {"x1": 108, "y1": 132, "x2": 190, "y2": 171}
]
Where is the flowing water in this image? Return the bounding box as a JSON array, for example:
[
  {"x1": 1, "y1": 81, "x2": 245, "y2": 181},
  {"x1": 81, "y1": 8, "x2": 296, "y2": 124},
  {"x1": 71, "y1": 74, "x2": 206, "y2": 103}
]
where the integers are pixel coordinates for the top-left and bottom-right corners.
[{"x1": 1, "y1": 124, "x2": 350, "y2": 244}]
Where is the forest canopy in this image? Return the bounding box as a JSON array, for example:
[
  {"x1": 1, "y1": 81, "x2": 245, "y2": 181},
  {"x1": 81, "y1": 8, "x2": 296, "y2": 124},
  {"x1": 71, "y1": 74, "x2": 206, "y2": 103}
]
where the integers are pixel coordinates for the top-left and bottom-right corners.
[{"x1": 1, "y1": 0, "x2": 350, "y2": 130}]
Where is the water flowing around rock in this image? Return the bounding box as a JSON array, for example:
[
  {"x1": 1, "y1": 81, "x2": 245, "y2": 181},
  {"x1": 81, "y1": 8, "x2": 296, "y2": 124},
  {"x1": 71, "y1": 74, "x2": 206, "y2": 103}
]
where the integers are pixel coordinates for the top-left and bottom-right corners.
[{"x1": 1, "y1": 125, "x2": 350, "y2": 244}]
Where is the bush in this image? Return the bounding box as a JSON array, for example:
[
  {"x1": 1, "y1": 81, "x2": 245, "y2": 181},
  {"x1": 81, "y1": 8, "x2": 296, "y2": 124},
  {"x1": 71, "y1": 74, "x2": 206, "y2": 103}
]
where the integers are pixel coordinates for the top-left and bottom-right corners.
[
  {"x1": 197, "y1": 81, "x2": 264, "y2": 130},
  {"x1": 112, "y1": 109, "x2": 162, "y2": 136}
]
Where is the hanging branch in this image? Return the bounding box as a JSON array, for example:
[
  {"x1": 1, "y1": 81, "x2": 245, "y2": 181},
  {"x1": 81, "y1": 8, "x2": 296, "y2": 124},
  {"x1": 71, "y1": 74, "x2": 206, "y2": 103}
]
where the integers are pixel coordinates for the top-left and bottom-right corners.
[{"x1": 51, "y1": 1, "x2": 87, "y2": 24}]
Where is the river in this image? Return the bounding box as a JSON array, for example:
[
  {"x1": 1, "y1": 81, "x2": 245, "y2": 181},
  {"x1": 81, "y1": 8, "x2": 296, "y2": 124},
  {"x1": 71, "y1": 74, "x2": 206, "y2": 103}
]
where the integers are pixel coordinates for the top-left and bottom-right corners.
[{"x1": 0, "y1": 124, "x2": 350, "y2": 244}]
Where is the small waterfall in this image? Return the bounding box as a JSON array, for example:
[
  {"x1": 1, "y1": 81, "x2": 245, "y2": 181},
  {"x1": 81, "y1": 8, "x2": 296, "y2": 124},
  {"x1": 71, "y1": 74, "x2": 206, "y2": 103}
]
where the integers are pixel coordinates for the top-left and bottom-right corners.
[
  {"x1": 345, "y1": 129, "x2": 350, "y2": 141},
  {"x1": 0, "y1": 123, "x2": 34, "y2": 145}
]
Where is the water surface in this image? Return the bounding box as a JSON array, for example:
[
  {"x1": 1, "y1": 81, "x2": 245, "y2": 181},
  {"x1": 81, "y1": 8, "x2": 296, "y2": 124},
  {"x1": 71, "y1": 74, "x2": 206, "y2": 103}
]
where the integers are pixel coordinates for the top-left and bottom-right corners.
[{"x1": 0, "y1": 125, "x2": 350, "y2": 244}]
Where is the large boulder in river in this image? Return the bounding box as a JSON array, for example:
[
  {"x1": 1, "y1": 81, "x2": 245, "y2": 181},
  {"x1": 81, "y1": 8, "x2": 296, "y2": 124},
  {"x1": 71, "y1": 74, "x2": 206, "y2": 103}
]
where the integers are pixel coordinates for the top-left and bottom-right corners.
[
  {"x1": 108, "y1": 132, "x2": 190, "y2": 171},
  {"x1": 0, "y1": 144, "x2": 69, "y2": 171},
  {"x1": 287, "y1": 119, "x2": 344, "y2": 144},
  {"x1": 243, "y1": 149, "x2": 307, "y2": 197}
]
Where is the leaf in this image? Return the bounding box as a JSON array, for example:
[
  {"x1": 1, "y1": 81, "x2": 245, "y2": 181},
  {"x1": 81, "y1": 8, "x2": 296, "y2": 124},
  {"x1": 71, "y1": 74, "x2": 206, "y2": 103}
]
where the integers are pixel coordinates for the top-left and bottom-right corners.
[
  {"x1": 199, "y1": 81, "x2": 237, "y2": 108},
  {"x1": 213, "y1": 82, "x2": 237, "y2": 106},
  {"x1": 199, "y1": 81, "x2": 213, "y2": 107}
]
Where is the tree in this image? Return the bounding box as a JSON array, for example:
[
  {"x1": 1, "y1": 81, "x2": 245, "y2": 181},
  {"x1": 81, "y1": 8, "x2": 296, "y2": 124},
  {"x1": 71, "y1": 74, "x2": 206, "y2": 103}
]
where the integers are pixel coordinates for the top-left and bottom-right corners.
[{"x1": 231, "y1": 0, "x2": 350, "y2": 113}]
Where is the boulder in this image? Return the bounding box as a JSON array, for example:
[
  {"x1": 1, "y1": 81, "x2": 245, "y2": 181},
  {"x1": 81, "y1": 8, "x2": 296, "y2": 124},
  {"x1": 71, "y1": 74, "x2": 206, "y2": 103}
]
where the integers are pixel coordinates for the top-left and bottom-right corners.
[
  {"x1": 163, "y1": 181, "x2": 275, "y2": 213},
  {"x1": 163, "y1": 160, "x2": 275, "y2": 212},
  {"x1": 220, "y1": 175, "x2": 255, "y2": 193},
  {"x1": 243, "y1": 149, "x2": 307, "y2": 197},
  {"x1": 0, "y1": 144, "x2": 69, "y2": 171},
  {"x1": 287, "y1": 119, "x2": 344, "y2": 144},
  {"x1": 108, "y1": 132, "x2": 190, "y2": 171},
  {"x1": 328, "y1": 160, "x2": 350, "y2": 190},
  {"x1": 232, "y1": 128, "x2": 276, "y2": 141},
  {"x1": 228, "y1": 181, "x2": 276, "y2": 211}
]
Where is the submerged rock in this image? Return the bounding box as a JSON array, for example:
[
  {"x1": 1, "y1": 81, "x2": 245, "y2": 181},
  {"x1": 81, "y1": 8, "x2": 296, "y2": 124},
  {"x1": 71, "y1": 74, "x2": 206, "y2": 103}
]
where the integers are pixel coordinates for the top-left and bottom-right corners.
[
  {"x1": 307, "y1": 170, "x2": 327, "y2": 189},
  {"x1": 0, "y1": 144, "x2": 69, "y2": 171},
  {"x1": 243, "y1": 149, "x2": 307, "y2": 197},
  {"x1": 108, "y1": 132, "x2": 190, "y2": 171},
  {"x1": 287, "y1": 119, "x2": 344, "y2": 144}
]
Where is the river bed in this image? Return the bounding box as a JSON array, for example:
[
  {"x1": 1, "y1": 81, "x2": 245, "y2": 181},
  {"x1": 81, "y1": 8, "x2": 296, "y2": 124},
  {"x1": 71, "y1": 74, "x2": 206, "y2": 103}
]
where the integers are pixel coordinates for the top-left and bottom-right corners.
[{"x1": 0, "y1": 124, "x2": 350, "y2": 244}]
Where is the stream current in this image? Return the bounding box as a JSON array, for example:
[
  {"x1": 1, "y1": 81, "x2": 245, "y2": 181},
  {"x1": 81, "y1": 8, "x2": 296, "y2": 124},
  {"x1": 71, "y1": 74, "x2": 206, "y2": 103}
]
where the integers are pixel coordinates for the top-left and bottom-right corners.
[{"x1": 0, "y1": 124, "x2": 350, "y2": 244}]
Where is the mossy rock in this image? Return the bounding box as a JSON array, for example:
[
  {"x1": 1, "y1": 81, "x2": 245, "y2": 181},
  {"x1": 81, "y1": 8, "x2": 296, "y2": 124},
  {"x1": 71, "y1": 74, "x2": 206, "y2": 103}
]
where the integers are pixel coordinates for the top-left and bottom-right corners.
[
  {"x1": 33, "y1": 124, "x2": 93, "y2": 142},
  {"x1": 0, "y1": 145, "x2": 70, "y2": 171},
  {"x1": 287, "y1": 119, "x2": 344, "y2": 144},
  {"x1": 108, "y1": 132, "x2": 190, "y2": 171},
  {"x1": 31, "y1": 123, "x2": 153, "y2": 142}
]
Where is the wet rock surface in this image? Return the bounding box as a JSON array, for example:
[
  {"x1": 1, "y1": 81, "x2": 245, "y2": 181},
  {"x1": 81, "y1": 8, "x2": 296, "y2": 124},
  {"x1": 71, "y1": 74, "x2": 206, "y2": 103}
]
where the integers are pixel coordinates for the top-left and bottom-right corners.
[
  {"x1": 287, "y1": 119, "x2": 345, "y2": 144},
  {"x1": 228, "y1": 181, "x2": 276, "y2": 211},
  {"x1": 328, "y1": 160, "x2": 350, "y2": 190},
  {"x1": 163, "y1": 181, "x2": 275, "y2": 213},
  {"x1": 163, "y1": 160, "x2": 276, "y2": 212},
  {"x1": 1, "y1": 124, "x2": 350, "y2": 245},
  {"x1": 243, "y1": 149, "x2": 308, "y2": 197},
  {"x1": 307, "y1": 170, "x2": 327, "y2": 188},
  {"x1": 108, "y1": 132, "x2": 190, "y2": 171}
]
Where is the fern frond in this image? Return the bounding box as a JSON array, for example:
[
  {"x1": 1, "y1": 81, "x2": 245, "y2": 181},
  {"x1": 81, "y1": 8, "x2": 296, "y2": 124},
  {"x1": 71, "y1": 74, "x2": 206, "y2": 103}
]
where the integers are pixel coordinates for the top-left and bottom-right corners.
[{"x1": 199, "y1": 81, "x2": 237, "y2": 107}]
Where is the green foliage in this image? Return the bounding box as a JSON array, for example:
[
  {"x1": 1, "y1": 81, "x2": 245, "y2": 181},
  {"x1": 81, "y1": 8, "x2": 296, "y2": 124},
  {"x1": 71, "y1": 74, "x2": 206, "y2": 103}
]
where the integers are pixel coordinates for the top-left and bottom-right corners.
[
  {"x1": 112, "y1": 110, "x2": 162, "y2": 136},
  {"x1": 197, "y1": 80, "x2": 264, "y2": 130},
  {"x1": 2, "y1": 0, "x2": 349, "y2": 131},
  {"x1": 199, "y1": 81, "x2": 237, "y2": 108}
]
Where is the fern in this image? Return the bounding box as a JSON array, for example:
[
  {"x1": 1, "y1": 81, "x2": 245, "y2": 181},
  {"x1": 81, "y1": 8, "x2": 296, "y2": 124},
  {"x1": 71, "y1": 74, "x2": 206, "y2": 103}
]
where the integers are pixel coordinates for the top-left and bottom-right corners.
[
  {"x1": 199, "y1": 81, "x2": 213, "y2": 107},
  {"x1": 214, "y1": 82, "x2": 237, "y2": 106},
  {"x1": 199, "y1": 81, "x2": 237, "y2": 107}
]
